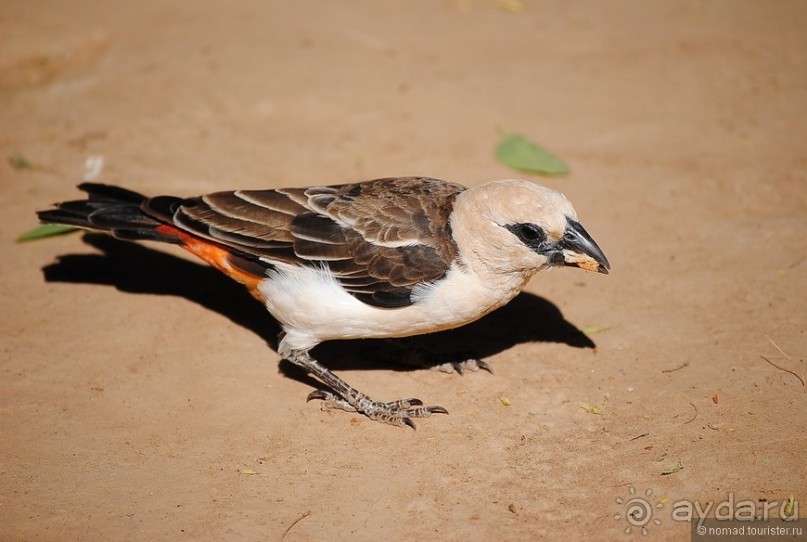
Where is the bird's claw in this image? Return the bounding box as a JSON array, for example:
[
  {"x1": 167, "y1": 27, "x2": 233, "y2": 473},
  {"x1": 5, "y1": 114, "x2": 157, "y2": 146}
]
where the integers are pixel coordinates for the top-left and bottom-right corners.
[
  {"x1": 434, "y1": 358, "x2": 494, "y2": 375},
  {"x1": 307, "y1": 389, "x2": 447, "y2": 429}
]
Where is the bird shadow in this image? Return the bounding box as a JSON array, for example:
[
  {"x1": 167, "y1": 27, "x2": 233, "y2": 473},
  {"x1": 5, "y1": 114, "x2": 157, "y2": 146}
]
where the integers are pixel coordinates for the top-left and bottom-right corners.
[{"x1": 42, "y1": 234, "x2": 595, "y2": 389}]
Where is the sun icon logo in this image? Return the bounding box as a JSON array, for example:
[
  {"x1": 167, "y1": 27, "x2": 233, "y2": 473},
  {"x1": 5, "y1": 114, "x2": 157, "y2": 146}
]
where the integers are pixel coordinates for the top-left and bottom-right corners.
[{"x1": 613, "y1": 487, "x2": 664, "y2": 535}]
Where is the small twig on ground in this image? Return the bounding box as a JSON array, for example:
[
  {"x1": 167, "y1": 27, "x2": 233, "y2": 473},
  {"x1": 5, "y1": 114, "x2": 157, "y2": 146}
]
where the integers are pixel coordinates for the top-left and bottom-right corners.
[
  {"x1": 683, "y1": 401, "x2": 698, "y2": 425},
  {"x1": 760, "y1": 356, "x2": 805, "y2": 387},
  {"x1": 630, "y1": 432, "x2": 649, "y2": 441},
  {"x1": 662, "y1": 361, "x2": 689, "y2": 374},
  {"x1": 765, "y1": 335, "x2": 792, "y2": 360},
  {"x1": 787, "y1": 256, "x2": 805, "y2": 269},
  {"x1": 282, "y1": 510, "x2": 311, "y2": 541}
]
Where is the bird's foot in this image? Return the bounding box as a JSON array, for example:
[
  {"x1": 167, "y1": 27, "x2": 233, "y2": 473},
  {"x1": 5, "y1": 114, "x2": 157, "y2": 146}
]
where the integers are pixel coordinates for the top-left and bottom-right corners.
[
  {"x1": 286, "y1": 347, "x2": 448, "y2": 428},
  {"x1": 382, "y1": 339, "x2": 493, "y2": 376},
  {"x1": 307, "y1": 390, "x2": 448, "y2": 429},
  {"x1": 432, "y1": 357, "x2": 494, "y2": 375}
]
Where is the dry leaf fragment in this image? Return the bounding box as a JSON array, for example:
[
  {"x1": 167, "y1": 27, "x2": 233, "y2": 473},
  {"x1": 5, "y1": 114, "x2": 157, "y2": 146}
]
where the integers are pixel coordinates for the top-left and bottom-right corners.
[
  {"x1": 580, "y1": 403, "x2": 602, "y2": 415},
  {"x1": 661, "y1": 459, "x2": 684, "y2": 475},
  {"x1": 783, "y1": 496, "x2": 795, "y2": 518},
  {"x1": 496, "y1": 0, "x2": 526, "y2": 14}
]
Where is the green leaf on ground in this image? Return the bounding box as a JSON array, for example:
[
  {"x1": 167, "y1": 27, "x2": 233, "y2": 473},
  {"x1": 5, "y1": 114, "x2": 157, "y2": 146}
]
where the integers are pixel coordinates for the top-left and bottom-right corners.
[
  {"x1": 16, "y1": 224, "x2": 77, "y2": 242},
  {"x1": 495, "y1": 132, "x2": 569, "y2": 175},
  {"x1": 9, "y1": 154, "x2": 33, "y2": 170}
]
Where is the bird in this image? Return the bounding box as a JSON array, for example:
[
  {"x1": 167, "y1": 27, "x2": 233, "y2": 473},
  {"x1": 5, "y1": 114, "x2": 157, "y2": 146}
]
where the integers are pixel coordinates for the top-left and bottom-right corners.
[{"x1": 37, "y1": 177, "x2": 610, "y2": 428}]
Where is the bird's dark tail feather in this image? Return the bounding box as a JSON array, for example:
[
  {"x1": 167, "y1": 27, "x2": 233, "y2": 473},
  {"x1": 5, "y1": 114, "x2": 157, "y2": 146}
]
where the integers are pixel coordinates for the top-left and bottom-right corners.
[{"x1": 38, "y1": 183, "x2": 183, "y2": 244}]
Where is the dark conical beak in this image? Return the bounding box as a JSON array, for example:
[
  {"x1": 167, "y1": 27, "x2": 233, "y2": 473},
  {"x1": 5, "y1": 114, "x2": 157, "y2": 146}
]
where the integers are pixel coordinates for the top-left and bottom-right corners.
[{"x1": 558, "y1": 219, "x2": 610, "y2": 274}]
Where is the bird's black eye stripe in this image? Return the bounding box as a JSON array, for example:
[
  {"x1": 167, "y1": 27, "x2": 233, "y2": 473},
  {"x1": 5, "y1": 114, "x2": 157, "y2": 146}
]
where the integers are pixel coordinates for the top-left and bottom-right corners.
[{"x1": 504, "y1": 222, "x2": 547, "y2": 248}]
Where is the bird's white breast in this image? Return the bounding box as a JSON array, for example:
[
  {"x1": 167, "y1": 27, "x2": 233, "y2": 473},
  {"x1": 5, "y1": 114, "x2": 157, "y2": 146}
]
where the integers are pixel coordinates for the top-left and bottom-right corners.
[{"x1": 258, "y1": 263, "x2": 529, "y2": 356}]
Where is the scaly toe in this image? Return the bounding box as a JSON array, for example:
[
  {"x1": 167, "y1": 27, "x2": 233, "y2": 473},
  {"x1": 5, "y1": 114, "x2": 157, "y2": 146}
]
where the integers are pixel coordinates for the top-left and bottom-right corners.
[
  {"x1": 307, "y1": 390, "x2": 447, "y2": 427},
  {"x1": 307, "y1": 389, "x2": 358, "y2": 412},
  {"x1": 361, "y1": 400, "x2": 449, "y2": 428},
  {"x1": 383, "y1": 397, "x2": 423, "y2": 409}
]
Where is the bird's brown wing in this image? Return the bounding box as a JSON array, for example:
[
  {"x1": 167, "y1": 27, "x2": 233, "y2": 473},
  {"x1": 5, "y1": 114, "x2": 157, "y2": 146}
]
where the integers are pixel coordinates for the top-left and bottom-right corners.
[{"x1": 147, "y1": 177, "x2": 466, "y2": 307}]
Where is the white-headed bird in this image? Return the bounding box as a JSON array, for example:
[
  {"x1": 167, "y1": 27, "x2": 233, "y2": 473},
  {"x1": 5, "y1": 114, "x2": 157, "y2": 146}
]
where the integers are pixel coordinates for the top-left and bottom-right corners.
[{"x1": 38, "y1": 177, "x2": 609, "y2": 428}]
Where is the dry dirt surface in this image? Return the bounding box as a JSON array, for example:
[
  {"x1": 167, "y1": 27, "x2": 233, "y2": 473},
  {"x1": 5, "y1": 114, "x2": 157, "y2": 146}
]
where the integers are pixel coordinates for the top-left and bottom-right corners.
[{"x1": 1, "y1": 1, "x2": 805, "y2": 540}]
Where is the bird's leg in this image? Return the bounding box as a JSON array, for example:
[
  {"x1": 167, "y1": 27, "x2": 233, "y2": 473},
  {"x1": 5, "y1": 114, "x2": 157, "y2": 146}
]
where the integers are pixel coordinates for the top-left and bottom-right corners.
[{"x1": 286, "y1": 349, "x2": 448, "y2": 429}]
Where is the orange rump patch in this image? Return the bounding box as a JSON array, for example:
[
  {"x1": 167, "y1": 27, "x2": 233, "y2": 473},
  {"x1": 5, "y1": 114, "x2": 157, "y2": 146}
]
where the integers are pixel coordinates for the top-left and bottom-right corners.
[{"x1": 156, "y1": 224, "x2": 265, "y2": 299}]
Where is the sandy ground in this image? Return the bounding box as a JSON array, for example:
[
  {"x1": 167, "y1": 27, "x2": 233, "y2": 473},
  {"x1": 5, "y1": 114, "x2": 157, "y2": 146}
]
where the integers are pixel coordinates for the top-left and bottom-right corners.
[{"x1": 1, "y1": 1, "x2": 805, "y2": 540}]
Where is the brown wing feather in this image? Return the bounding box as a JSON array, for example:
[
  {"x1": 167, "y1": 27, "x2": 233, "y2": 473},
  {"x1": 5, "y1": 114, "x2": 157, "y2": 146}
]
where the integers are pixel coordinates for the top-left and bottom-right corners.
[
  {"x1": 165, "y1": 189, "x2": 304, "y2": 263},
  {"x1": 154, "y1": 177, "x2": 466, "y2": 308},
  {"x1": 315, "y1": 177, "x2": 464, "y2": 254}
]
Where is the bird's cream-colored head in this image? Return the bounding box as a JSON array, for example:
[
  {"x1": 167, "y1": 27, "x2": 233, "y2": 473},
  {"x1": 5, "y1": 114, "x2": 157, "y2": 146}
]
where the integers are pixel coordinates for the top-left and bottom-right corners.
[{"x1": 451, "y1": 179, "x2": 609, "y2": 279}]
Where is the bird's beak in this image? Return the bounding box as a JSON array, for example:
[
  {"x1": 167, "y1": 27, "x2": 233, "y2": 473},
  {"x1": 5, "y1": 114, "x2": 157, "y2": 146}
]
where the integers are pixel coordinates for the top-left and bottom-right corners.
[{"x1": 557, "y1": 219, "x2": 610, "y2": 274}]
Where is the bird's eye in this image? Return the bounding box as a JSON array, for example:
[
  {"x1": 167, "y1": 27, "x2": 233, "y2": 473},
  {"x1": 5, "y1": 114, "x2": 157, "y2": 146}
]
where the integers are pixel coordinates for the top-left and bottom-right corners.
[
  {"x1": 519, "y1": 224, "x2": 544, "y2": 241},
  {"x1": 505, "y1": 222, "x2": 547, "y2": 247}
]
